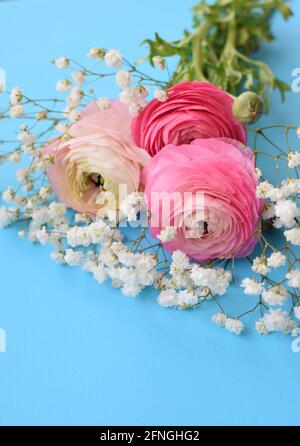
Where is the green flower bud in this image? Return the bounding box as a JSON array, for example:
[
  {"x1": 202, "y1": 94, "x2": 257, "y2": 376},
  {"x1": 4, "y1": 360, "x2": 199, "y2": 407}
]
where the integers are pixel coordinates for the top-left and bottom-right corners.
[{"x1": 232, "y1": 92, "x2": 264, "y2": 125}]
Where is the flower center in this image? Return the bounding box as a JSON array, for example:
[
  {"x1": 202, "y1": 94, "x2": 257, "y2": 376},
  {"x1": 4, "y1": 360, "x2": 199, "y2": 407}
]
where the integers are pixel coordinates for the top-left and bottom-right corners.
[{"x1": 90, "y1": 173, "x2": 105, "y2": 189}]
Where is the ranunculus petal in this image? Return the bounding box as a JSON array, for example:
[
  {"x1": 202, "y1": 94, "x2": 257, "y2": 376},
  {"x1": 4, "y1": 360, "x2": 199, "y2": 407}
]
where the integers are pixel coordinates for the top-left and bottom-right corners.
[
  {"x1": 132, "y1": 81, "x2": 247, "y2": 156},
  {"x1": 44, "y1": 100, "x2": 150, "y2": 215},
  {"x1": 143, "y1": 138, "x2": 263, "y2": 263}
]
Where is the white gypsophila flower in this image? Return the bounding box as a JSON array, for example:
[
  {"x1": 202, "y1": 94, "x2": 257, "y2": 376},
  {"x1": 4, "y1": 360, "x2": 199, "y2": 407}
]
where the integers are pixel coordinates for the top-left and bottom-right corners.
[
  {"x1": 67, "y1": 226, "x2": 91, "y2": 248},
  {"x1": 81, "y1": 258, "x2": 97, "y2": 273},
  {"x1": 241, "y1": 278, "x2": 263, "y2": 296},
  {"x1": 177, "y1": 290, "x2": 198, "y2": 308},
  {"x1": 55, "y1": 123, "x2": 69, "y2": 134},
  {"x1": 255, "y1": 167, "x2": 262, "y2": 179},
  {"x1": 288, "y1": 151, "x2": 300, "y2": 168},
  {"x1": 91, "y1": 265, "x2": 108, "y2": 284},
  {"x1": 0, "y1": 207, "x2": 18, "y2": 228},
  {"x1": 190, "y1": 265, "x2": 231, "y2": 296},
  {"x1": 135, "y1": 255, "x2": 158, "y2": 287},
  {"x1": 262, "y1": 203, "x2": 275, "y2": 220},
  {"x1": 49, "y1": 202, "x2": 66, "y2": 220},
  {"x1": 225, "y1": 318, "x2": 244, "y2": 335},
  {"x1": 32, "y1": 207, "x2": 51, "y2": 225},
  {"x1": 256, "y1": 181, "x2": 274, "y2": 199},
  {"x1": 212, "y1": 313, "x2": 227, "y2": 327},
  {"x1": 9, "y1": 151, "x2": 21, "y2": 163},
  {"x1": 104, "y1": 49, "x2": 122, "y2": 67},
  {"x1": 157, "y1": 289, "x2": 178, "y2": 307},
  {"x1": 50, "y1": 251, "x2": 65, "y2": 264},
  {"x1": 68, "y1": 109, "x2": 80, "y2": 123},
  {"x1": 260, "y1": 309, "x2": 297, "y2": 334},
  {"x1": 97, "y1": 97, "x2": 111, "y2": 109},
  {"x1": 119, "y1": 192, "x2": 147, "y2": 222},
  {"x1": 17, "y1": 128, "x2": 36, "y2": 146},
  {"x1": 121, "y1": 283, "x2": 143, "y2": 298},
  {"x1": 117, "y1": 250, "x2": 138, "y2": 268},
  {"x1": 36, "y1": 227, "x2": 50, "y2": 245},
  {"x1": 255, "y1": 319, "x2": 270, "y2": 335},
  {"x1": 2, "y1": 187, "x2": 15, "y2": 203},
  {"x1": 170, "y1": 271, "x2": 193, "y2": 290},
  {"x1": 22, "y1": 179, "x2": 34, "y2": 192},
  {"x1": 56, "y1": 79, "x2": 72, "y2": 92},
  {"x1": 88, "y1": 220, "x2": 114, "y2": 244},
  {"x1": 39, "y1": 187, "x2": 52, "y2": 200},
  {"x1": 274, "y1": 200, "x2": 300, "y2": 228},
  {"x1": 294, "y1": 306, "x2": 300, "y2": 320},
  {"x1": 64, "y1": 249, "x2": 84, "y2": 266},
  {"x1": 116, "y1": 70, "x2": 132, "y2": 89},
  {"x1": 98, "y1": 247, "x2": 118, "y2": 268},
  {"x1": 269, "y1": 188, "x2": 288, "y2": 202},
  {"x1": 157, "y1": 226, "x2": 177, "y2": 242},
  {"x1": 10, "y1": 86, "x2": 23, "y2": 105},
  {"x1": 281, "y1": 178, "x2": 300, "y2": 196},
  {"x1": 152, "y1": 56, "x2": 165, "y2": 70},
  {"x1": 54, "y1": 56, "x2": 69, "y2": 69},
  {"x1": 66, "y1": 87, "x2": 84, "y2": 108},
  {"x1": 119, "y1": 86, "x2": 148, "y2": 115},
  {"x1": 267, "y1": 252, "x2": 286, "y2": 268},
  {"x1": 286, "y1": 269, "x2": 300, "y2": 288},
  {"x1": 262, "y1": 285, "x2": 288, "y2": 306},
  {"x1": 10, "y1": 104, "x2": 24, "y2": 118},
  {"x1": 154, "y1": 89, "x2": 168, "y2": 102},
  {"x1": 74, "y1": 213, "x2": 91, "y2": 224},
  {"x1": 86, "y1": 47, "x2": 105, "y2": 59},
  {"x1": 72, "y1": 71, "x2": 86, "y2": 84},
  {"x1": 252, "y1": 257, "x2": 270, "y2": 275},
  {"x1": 284, "y1": 227, "x2": 300, "y2": 245},
  {"x1": 170, "y1": 250, "x2": 190, "y2": 274}
]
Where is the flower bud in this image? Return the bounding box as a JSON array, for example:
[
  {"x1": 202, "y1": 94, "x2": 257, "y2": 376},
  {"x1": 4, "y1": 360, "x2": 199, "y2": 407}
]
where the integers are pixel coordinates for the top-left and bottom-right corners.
[{"x1": 232, "y1": 92, "x2": 264, "y2": 125}]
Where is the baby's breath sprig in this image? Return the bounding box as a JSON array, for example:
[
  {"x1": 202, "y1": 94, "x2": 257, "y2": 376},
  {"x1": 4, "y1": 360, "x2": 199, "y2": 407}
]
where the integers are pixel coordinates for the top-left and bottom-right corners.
[{"x1": 1, "y1": 46, "x2": 300, "y2": 340}]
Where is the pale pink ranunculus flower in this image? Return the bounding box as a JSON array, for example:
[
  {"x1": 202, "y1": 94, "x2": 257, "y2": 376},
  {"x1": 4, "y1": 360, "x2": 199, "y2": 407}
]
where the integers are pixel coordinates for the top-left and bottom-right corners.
[
  {"x1": 132, "y1": 81, "x2": 247, "y2": 156},
  {"x1": 142, "y1": 138, "x2": 263, "y2": 263},
  {"x1": 44, "y1": 100, "x2": 150, "y2": 215}
]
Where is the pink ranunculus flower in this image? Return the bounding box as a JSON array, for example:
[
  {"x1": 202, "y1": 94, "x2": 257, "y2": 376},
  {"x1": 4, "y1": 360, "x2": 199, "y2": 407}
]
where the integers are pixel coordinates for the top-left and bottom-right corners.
[
  {"x1": 142, "y1": 138, "x2": 263, "y2": 263},
  {"x1": 132, "y1": 81, "x2": 247, "y2": 156},
  {"x1": 44, "y1": 100, "x2": 150, "y2": 215}
]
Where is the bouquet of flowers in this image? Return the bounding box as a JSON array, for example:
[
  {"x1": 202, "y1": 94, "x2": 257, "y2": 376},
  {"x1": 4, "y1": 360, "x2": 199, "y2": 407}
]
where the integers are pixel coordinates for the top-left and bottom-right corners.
[{"x1": 1, "y1": 0, "x2": 300, "y2": 339}]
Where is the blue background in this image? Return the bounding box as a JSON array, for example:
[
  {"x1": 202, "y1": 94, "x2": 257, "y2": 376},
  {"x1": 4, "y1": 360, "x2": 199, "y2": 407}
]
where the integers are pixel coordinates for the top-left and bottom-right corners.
[{"x1": 0, "y1": 0, "x2": 300, "y2": 426}]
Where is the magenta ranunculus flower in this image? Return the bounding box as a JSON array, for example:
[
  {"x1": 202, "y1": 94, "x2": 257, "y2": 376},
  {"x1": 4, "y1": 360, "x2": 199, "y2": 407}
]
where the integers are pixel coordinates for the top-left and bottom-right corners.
[
  {"x1": 142, "y1": 138, "x2": 263, "y2": 263},
  {"x1": 132, "y1": 81, "x2": 247, "y2": 156},
  {"x1": 44, "y1": 100, "x2": 150, "y2": 215}
]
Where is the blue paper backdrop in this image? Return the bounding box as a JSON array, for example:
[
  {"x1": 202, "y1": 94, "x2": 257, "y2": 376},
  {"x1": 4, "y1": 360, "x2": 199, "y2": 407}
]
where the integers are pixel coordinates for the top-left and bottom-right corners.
[{"x1": 0, "y1": 0, "x2": 300, "y2": 426}]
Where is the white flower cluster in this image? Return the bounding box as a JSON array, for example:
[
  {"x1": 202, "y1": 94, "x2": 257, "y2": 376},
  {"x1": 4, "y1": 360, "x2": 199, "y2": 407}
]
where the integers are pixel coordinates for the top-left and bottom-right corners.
[
  {"x1": 119, "y1": 86, "x2": 149, "y2": 115},
  {"x1": 157, "y1": 226, "x2": 177, "y2": 242},
  {"x1": 83, "y1": 242, "x2": 159, "y2": 297},
  {"x1": 0, "y1": 207, "x2": 19, "y2": 228},
  {"x1": 67, "y1": 220, "x2": 122, "y2": 248},
  {"x1": 2, "y1": 53, "x2": 300, "y2": 343},
  {"x1": 256, "y1": 310, "x2": 298, "y2": 336},
  {"x1": 9, "y1": 86, "x2": 24, "y2": 118},
  {"x1": 256, "y1": 179, "x2": 300, "y2": 240},
  {"x1": 119, "y1": 192, "x2": 148, "y2": 222},
  {"x1": 212, "y1": 313, "x2": 244, "y2": 335},
  {"x1": 157, "y1": 251, "x2": 231, "y2": 309}
]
